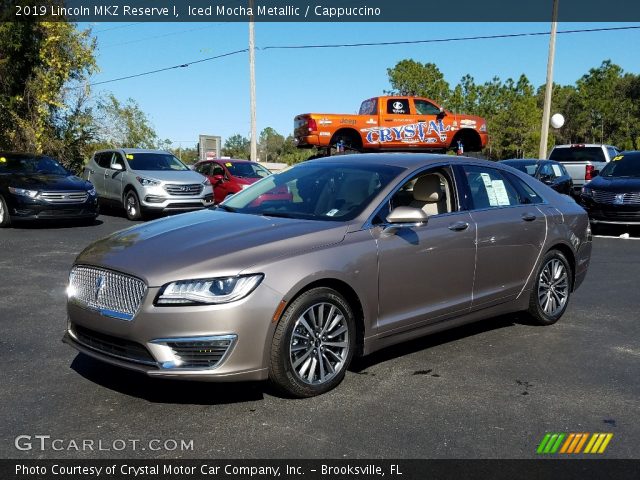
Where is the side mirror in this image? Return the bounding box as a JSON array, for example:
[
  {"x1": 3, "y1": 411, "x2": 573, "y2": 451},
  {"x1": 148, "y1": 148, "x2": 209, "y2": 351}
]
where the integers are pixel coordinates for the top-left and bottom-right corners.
[
  {"x1": 591, "y1": 170, "x2": 599, "y2": 177},
  {"x1": 437, "y1": 107, "x2": 447, "y2": 118},
  {"x1": 112, "y1": 163, "x2": 124, "y2": 171},
  {"x1": 212, "y1": 174, "x2": 224, "y2": 183},
  {"x1": 386, "y1": 206, "x2": 428, "y2": 226}
]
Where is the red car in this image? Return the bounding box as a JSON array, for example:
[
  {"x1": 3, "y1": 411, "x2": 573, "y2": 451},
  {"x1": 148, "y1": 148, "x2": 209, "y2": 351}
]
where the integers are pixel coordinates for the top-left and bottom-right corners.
[{"x1": 193, "y1": 159, "x2": 291, "y2": 204}]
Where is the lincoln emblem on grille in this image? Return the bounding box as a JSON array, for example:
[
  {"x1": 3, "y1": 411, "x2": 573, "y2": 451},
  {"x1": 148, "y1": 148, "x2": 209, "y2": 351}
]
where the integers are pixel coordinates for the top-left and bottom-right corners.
[{"x1": 94, "y1": 275, "x2": 105, "y2": 302}]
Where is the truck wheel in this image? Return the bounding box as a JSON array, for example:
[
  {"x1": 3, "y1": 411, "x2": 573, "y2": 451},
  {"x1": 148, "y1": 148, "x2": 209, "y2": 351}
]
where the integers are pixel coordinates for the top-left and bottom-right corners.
[{"x1": 330, "y1": 132, "x2": 362, "y2": 155}]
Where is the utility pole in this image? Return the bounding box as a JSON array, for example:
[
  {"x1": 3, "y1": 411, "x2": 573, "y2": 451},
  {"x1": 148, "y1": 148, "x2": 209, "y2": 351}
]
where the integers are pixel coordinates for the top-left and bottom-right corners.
[
  {"x1": 249, "y1": 0, "x2": 257, "y2": 162},
  {"x1": 539, "y1": 0, "x2": 559, "y2": 159}
]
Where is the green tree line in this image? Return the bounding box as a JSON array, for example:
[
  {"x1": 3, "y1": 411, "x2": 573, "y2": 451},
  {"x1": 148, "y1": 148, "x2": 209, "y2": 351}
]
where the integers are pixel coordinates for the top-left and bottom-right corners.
[{"x1": 387, "y1": 59, "x2": 640, "y2": 159}]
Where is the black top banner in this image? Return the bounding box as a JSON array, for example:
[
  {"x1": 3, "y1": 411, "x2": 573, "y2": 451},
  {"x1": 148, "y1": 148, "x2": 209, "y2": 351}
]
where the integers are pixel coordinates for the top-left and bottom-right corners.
[{"x1": 3, "y1": 0, "x2": 640, "y2": 22}]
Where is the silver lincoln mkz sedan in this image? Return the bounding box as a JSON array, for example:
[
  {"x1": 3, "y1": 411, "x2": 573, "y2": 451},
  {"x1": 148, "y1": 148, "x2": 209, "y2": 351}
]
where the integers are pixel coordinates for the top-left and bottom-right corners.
[{"x1": 64, "y1": 154, "x2": 592, "y2": 397}]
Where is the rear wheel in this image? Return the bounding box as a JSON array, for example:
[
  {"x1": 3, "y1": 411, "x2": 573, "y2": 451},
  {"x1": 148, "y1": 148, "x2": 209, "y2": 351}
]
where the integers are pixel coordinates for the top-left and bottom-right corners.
[
  {"x1": 269, "y1": 287, "x2": 355, "y2": 397},
  {"x1": 527, "y1": 250, "x2": 572, "y2": 325},
  {"x1": 124, "y1": 190, "x2": 144, "y2": 221},
  {"x1": 0, "y1": 195, "x2": 11, "y2": 227},
  {"x1": 330, "y1": 131, "x2": 362, "y2": 155}
]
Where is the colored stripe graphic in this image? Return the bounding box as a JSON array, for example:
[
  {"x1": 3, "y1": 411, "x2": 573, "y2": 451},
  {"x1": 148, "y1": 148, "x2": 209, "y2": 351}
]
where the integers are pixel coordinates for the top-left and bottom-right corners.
[{"x1": 537, "y1": 433, "x2": 613, "y2": 454}]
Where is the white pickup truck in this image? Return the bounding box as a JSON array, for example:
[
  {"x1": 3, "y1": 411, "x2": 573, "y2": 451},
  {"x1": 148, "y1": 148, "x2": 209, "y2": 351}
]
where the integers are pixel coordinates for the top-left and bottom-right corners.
[{"x1": 549, "y1": 144, "x2": 621, "y2": 195}]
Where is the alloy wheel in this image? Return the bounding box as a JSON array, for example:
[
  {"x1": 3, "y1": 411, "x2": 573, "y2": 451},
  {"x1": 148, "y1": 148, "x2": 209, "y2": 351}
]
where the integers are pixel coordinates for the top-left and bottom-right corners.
[
  {"x1": 126, "y1": 194, "x2": 138, "y2": 217},
  {"x1": 537, "y1": 258, "x2": 569, "y2": 317},
  {"x1": 289, "y1": 302, "x2": 349, "y2": 385}
]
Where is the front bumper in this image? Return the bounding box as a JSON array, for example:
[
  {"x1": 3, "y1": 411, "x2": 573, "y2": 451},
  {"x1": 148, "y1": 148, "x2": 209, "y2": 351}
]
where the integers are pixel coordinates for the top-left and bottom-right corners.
[
  {"x1": 63, "y1": 282, "x2": 283, "y2": 381},
  {"x1": 580, "y1": 197, "x2": 640, "y2": 225},
  {"x1": 141, "y1": 194, "x2": 214, "y2": 212},
  {"x1": 8, "y1": 194, "x2": 98, "y2": 220}
]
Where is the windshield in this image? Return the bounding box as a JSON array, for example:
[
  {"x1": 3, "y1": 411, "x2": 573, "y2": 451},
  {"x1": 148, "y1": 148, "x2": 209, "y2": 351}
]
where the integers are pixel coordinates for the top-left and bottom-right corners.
[
  {"x1": 227, "y1": 162, "x2": 271, "y2": 178},
  {"x1": 126, "y1": 153, "x2": 188, "y2": 171},
  {"x1": 503, "y1": 161, "x2": 537, "y2": 176},
  {"x1": 0, "y1": 154, "x2": 68, "y2": 175},
  {"x1": 222, "y1": 162, "x2": 404, "y2": 221},
  {"x1": 549, "y1": 147, "x2": 605, "y2": 163},
  {"x1": 599, "y1": 154, "x2": 640, "y2": 178}
]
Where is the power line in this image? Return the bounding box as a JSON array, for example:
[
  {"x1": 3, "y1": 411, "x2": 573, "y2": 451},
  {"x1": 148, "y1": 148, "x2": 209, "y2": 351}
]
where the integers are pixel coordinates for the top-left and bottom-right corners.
[
  {"x1": 262, "y1": 25, "x2": 640, "y2": 50},
  {"x1": 87, "y1": 25, "x2": 640, "y2": 87},
  {"x1": 93, "y1": 23, "x2": 139, "y2": 33},
  {"x1": 89, "y1": 48, "x2": 248, "y2": 86},
  {"x1": 99, "y1": 23, "x2": 227, "y2": 49}
]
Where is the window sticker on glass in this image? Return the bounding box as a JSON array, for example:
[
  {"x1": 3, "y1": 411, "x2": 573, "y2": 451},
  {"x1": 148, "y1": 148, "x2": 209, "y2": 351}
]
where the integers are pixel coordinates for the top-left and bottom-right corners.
[
  {"x1": 491, "y1": 180, "x2": 511, "y2": 206},
  {"x1": 0, "y1": 157, "x2": 6, "y2": 163},
  {"x1": 325, "y1": 209, "x2": 339, "y2": 217},
  {"x1": 612, "y1": 155, "x2": 624, "y2": 161},
  {"x1": 126, "y1": 154, "x2": 134, "y2": 160},
  {"x1": 551, "y1": 164, "x2": 563, "y2": 176},
  {"x1": 225, "y1": 162, "x2": 232, "y2": 167},
  {"x1": 480, "y1": 173, "x2": 499, "y2": 206}
]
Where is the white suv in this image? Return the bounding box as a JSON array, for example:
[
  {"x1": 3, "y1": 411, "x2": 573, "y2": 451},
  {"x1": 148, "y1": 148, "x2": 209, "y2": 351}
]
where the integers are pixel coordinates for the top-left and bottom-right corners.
[{"x1": 84, "y1": 149, "x2": 213, "y2": 220}]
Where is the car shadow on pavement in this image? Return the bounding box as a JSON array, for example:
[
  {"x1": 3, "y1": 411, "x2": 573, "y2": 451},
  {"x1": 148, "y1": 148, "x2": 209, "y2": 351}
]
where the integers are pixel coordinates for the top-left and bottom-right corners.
[
  {"x1": 349, "y1": 312, "x2": 533, "y2": 373},
  {"x1": 10, "y1": 218, "x2": 103, "y2": 229},
  {"x1": 70, "y1": 354, "x2": 267, "y2": 405}
]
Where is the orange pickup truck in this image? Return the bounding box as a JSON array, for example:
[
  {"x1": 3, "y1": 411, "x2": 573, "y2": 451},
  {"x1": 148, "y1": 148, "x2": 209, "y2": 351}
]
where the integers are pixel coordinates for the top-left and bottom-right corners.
[{"x1": 294, "y1": 96, "x2": 488, "y2": 154}]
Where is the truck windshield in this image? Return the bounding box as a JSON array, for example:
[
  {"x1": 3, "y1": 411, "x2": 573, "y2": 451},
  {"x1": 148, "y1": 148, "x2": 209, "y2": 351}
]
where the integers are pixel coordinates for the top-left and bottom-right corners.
[
  {"x1": 599, "y1": 154, "x2": 640, "y2": 178},
  {"x1": 549, "y1": 147, "x2": 606, "y2": 163}
]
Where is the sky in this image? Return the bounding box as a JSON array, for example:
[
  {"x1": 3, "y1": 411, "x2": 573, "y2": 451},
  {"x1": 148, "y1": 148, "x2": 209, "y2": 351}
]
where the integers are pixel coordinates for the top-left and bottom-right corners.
[{"x1": 82, "y1": 21, "x2": 640, "y2": 150}]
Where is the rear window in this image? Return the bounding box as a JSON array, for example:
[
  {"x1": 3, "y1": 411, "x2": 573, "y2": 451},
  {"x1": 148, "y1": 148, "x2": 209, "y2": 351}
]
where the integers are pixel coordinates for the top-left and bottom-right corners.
[
  {"x1": 549, "y1": 147, "x2": 606, "y2": 163},
  {"x1": 359, "y1": 98, "x2": 378, "y2": 115}
]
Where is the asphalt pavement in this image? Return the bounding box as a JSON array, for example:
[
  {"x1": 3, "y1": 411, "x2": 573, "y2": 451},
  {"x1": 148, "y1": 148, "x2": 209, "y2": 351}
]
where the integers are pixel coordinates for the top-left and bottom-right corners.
[{"x1": 1, "y1": 210, "x2": 639, "y2": 459}]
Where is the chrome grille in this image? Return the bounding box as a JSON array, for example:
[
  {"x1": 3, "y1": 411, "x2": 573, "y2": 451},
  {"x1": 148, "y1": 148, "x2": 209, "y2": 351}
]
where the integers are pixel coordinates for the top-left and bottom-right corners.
[
  {"x1": 68, "y1": 266, "x2": 147, "y2": 321},
  {"x1": 163, "y1": 183, "x2": 203, "y2": 196},
  {"x1": 592, "y1": 190, "x2": 640, "y2": 205},
  {"x1": 40, "y1": 191, "x2": 88, "y2": 203}
]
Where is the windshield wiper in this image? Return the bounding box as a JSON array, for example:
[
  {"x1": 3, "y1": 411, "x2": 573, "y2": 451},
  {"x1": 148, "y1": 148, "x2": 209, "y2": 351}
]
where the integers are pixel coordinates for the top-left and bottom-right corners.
[
  {"x1": 216, "y1": 204, "x2": 237, "y2": 212},
  {"x1": 257, "y1": 211, "x2": 297, "y2": 218}
]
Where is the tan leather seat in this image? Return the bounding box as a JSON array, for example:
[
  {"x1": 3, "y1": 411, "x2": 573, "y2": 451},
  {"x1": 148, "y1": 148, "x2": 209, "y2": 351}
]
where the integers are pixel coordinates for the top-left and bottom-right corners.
[{"x1": 409, "y1": 175, "x2": 444, "y2": 216}]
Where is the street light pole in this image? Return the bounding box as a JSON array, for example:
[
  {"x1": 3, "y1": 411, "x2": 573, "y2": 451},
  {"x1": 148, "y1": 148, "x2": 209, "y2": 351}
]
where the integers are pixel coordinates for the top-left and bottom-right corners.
[
  {"x1": 249, "y1": 0, "x2": 257, "y2": 162},
  {"x1": 539, "y1": 0, "x2": 559, "y2": 159}
]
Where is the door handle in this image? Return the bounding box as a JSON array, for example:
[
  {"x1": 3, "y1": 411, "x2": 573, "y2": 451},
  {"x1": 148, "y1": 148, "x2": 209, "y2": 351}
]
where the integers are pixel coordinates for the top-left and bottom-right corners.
[
  {"x1": 522, "y1": 213, "x2": 537, "y2": 222},
  {"x1": 448, "y1": 221, "x2": 469, "y2": 231}
]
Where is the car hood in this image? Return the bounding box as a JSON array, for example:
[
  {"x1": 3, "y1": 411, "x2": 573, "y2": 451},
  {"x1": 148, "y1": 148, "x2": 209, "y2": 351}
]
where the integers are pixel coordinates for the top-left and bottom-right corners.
[
  {"x1": 3, "y1": 173, "x2": 91, "y2": 191},
  {"x1": 587, "y1": 176, "x2": 640, "y2": 192},
  {"x1": 75, "y1": 209, "x2": 348, "y2": 287},
  {"x1": 129, "y1": 169, "x2": 205, "y2": 184}
]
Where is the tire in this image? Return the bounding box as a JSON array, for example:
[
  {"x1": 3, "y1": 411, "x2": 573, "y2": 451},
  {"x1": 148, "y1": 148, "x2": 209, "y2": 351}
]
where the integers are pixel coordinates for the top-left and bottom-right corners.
[
  {"x1": 527, "y1": 250, "x2": 573, "y2": 325},
  {"x1": 0, "y1": 195, "x2": 11, "y2": 228},
  {"x1": 124, "y1": 190, "x2": 144, "y2": 221},
  {"x1": 269, "y1": 287, "x2": 356, "y2": 398}
]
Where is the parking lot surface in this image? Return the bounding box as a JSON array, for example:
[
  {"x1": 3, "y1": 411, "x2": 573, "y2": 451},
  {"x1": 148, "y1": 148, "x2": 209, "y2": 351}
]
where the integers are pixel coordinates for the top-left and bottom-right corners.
[{"x1": 1, "y1": 212, "x2": 639, "y2": 459}]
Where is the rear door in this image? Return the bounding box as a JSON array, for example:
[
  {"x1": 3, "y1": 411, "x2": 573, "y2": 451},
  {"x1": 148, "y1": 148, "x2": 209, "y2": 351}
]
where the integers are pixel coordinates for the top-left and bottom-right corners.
[
  {"x1": 459, "y1": 164, "x2": 547, "y2": 309},
  {"x1": 87, "y1": 152, "x2": 110, "y2": 196}
]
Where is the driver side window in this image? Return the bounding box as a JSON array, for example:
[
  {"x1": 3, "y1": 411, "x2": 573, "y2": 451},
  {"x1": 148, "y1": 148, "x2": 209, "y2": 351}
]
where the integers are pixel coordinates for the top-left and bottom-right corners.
[
  {"x1": 374, "y1": 167, "x2": 456, "y2": 224},
  {"x1": 212, "y1": 164, "x2": 225, "y2": 177}
]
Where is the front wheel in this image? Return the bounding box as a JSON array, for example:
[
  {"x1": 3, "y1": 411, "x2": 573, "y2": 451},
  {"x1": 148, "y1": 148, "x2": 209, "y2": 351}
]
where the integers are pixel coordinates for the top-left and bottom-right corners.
[
  {"x1": 269, "y1": 287, "x2": 356, "y2": 397},
  {"x1": 124, "y1": 191, "x2": 144, "y2": 221},
  {"x1": 0, "y1": 195, "x2": 11, "y2": 227},
  {"x1": 527, "y1": 250, "x2": 573, "y2": 325}
]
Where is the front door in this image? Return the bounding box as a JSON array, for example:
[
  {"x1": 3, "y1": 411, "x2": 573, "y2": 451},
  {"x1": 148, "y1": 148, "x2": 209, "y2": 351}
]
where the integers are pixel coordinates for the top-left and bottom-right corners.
[
  {"x1": 373, "y1": 165, "x2": 476, "y2": 334},
  {"x1": 105, "y1": 152, "x2": 126, "y2": 201},
  {"x1": 378, "y1": 97, "x2": 421, "y2": 149}
]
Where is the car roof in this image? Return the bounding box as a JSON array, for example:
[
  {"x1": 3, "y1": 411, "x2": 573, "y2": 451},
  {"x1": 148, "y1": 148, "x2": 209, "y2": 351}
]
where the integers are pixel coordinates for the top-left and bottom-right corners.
[
  {"x1": 305, "y1": 153, "x2": 500, "y2": 170},
  {"x1": 96, "y1": 148, "x2": 170, "y2": 154},
  {"x1": 0, "y1": 152, "x2": 50, "y2": 159},
  {"x1": 501, "y1": 158, "x2": 545, "y2": 163},
  {"x1": 198, "y1": 158, "x2": 253, "y2": 164},
  {"x1": 552, "y1": 144, "x2": 618, "y2": 149}
]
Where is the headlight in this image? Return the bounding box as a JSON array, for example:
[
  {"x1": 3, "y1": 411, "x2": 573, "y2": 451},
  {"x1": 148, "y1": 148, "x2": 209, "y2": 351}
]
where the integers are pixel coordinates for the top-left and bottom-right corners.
[
  {"x1": 8, "y1": 187, "x2": 38, "y2": 198},
  {"x1": 581, "y1": 186, "x2": 593, "y2": 197},
  {"x1": 87, "y1": 186, "x2": 96, "y2": 196},
  {"x1": 203, "y1": 177, "x2": 211, "y2": 186},
  {"x1": 156, "y1": 274, "x2": 264, "y2": 305},
  {"x1": 136, "y1": 176, "x2": 160, "y2": 187}
]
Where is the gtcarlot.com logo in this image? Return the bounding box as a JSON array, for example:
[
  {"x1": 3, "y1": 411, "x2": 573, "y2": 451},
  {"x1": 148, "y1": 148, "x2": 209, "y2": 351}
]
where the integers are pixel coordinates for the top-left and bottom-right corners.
[
  {"x1": 536, "y1": 432, "x2": 613, "y2": 455},
  {"x1": 15, "y1": 435, "x2": 194, "y2": 452}
]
